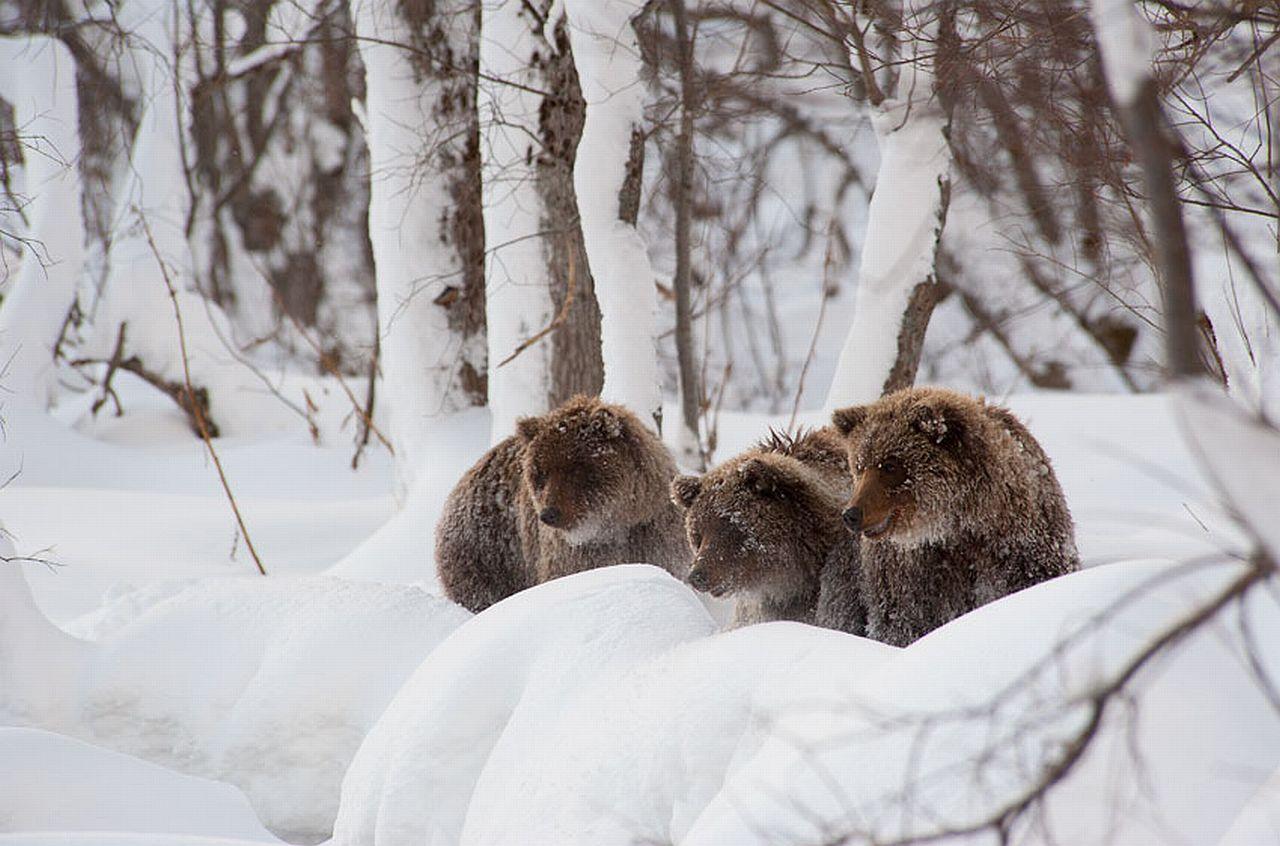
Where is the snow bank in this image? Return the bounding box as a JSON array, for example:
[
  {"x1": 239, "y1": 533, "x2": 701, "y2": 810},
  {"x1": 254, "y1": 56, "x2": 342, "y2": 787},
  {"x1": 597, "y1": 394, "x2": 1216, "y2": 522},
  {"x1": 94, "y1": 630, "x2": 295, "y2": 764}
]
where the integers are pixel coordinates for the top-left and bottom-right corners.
[
  {"x1": 328, "y1": 407, "x2": 490, "y2": 586},
  {"x1": 463, "y1": 622, "x2": 896, "y2": 846},
  {"x1": 0, "y1": 536, "x2": 92, "y2": 728},
  {"x1": 685, "y1": 559, "x2": 1280, "y2": 846},
  {"x1": 333, "y1": 565, "x2": 716, "y2": 846},
  {"x1": 0, "y1": 727, "x2": 275, "y2": 841},
  {"x1": 2, "y1": 571, "x2": 469, "y2": 843}
]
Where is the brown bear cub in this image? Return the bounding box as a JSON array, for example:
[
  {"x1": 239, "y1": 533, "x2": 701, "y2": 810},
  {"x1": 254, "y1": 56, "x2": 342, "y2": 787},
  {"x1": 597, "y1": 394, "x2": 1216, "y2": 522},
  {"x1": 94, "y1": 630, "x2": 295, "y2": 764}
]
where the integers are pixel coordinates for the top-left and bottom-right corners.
[
  {"x1": 436, "y1": 395, "x2": 691, "y2": 613},
  {"x1": 671, "y1": 427, "x2": 864, "y2": 630},
  {"x1": 831, "y1": 386, "x2": 1078, "y2": 647}
]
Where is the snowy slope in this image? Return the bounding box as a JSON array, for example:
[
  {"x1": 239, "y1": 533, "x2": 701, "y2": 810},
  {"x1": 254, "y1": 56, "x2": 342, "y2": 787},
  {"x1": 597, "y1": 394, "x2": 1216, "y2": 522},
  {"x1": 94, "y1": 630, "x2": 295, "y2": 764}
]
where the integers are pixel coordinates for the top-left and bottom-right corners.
[{"x1": 0, "y1": 383, "x2": 1272, "y2": 844}]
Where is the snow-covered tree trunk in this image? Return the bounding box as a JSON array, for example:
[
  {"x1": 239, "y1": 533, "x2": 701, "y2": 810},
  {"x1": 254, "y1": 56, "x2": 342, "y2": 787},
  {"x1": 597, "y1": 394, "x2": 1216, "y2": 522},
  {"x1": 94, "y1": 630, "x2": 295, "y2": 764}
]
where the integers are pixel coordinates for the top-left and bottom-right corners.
[
  {"x1": 561, "y1": 0, "x2": 664, "y2": 432},
  {"x1": 353, "y1": 0, "x2": 485, "y2": 502},
  {"x1": 69, "y1": 2, "x2": 243, "y2": 435},
  {"x1": 480, "y1": 1, "x2": 613, "y2": 441},
  {"x1": 825, "y1": 10, "x2": 952, "y2": 409},
  {"x1": 480, "y1": 1, "x2": 583, "y2": 441},
  {"x1": 0, "y1": 37, "x2": 84, "y2": 408}
]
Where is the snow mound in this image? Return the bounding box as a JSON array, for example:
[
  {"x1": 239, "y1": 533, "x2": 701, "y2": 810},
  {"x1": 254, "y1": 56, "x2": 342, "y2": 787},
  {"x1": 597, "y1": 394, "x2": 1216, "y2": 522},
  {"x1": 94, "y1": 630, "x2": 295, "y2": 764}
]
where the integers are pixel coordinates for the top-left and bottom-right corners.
[
  {"x1": 463, "y1": 622, "x2": 897, "y2": 846},
  {"x1": 0, "y1": 727, "x2": 275, "y2": 841},
  {"x1": 685, "y1": 558, "x2": 1280, "y2": 846},
  {"x1": 3, "y1": 572, "x2": 469, "y2": 843},
  {"x1": 332, "y1": 564, "x2": 717, "y2": 846}
]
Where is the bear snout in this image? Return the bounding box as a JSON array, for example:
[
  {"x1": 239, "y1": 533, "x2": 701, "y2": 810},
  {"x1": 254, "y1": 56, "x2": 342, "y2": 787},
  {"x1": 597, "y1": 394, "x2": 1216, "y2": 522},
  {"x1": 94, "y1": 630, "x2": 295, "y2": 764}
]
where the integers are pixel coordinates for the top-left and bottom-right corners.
[
  {"x1": 841, "y1": 505, "x2": 863, "y2": 533},
  {"x1": 687, "y1": 566, "x2": 711, "y2": 591},
  {"x1": 539, "y1": 506, "x2": 563, "y2": 527}
]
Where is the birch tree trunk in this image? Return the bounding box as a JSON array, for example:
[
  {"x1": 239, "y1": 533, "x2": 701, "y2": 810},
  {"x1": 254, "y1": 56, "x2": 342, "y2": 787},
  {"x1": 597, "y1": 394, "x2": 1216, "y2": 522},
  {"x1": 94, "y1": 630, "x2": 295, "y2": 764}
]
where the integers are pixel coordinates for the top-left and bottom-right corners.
[
  {"x1": 562, "y1": 0, "x2": 664, "y2": 431},
  {"x1": 353, "y1": 0, "x2": 486, "y2": 503},
  {"x1": 825, "y1": 7, "x2": 952, "y2": 409},
  {"x1": 0, "y1": 37, "x2": 84, "y2": 408}
]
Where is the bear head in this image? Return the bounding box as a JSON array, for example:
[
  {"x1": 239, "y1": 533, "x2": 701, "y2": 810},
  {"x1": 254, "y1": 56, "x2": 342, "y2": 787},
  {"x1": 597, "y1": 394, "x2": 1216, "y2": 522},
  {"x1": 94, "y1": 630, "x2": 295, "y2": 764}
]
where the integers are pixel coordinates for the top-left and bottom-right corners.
[
  {"x1": 670, "y1": 429, "x2": 848, "y2": 602},
  {"x1": 832, "y1": 387, "x2": 990, "y2": 548},
  {"x1": 516, "y1": 395, "x2": 670, "y2": 545}
]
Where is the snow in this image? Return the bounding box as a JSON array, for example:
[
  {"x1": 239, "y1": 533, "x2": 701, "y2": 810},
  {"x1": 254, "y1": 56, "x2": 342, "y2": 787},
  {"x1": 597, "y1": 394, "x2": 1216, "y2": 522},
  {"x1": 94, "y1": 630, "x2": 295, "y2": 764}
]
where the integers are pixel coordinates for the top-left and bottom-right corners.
[
  {"x1": 2, "y1": 526, "x2": 469, "y2": 841},
  {"x1": 562, "y1": 0, "x2": 663, "y2": 426},
  {"x1": 1172, "y1": 381, "x2": 1280, "y2": 563},
  {"x1": 685, "y1": 558, "x2": 1279, "y2": 846},
  {"x1": 0, "y1": 727, "x2": 276, "y2": 841},
  {"x1": 332, "y1": 564, "x2": 717, "y2": 846},
  {"x1": 0, "y1": 372, "x2": 1273, "y2": 845}
]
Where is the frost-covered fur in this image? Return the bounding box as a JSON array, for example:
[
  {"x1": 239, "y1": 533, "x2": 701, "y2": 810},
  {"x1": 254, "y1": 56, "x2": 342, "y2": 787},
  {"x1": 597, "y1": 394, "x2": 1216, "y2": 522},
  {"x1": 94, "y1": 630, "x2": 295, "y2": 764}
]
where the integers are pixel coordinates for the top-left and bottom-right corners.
[
  {"x1": 832, "y1": 386, "x2": 1079, "y2": 646},
  {"x1": 436, "y1": 396, "x2": 690, "y2": 612},
  {"x1": 672, "y1": 427, "x2": 864, "y2": 630}
]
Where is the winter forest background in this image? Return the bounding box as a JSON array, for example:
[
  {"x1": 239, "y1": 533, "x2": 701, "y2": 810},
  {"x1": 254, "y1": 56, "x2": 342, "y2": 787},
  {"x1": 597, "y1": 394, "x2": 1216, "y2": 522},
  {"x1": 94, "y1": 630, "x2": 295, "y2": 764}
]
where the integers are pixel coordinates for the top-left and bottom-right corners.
[{"x1": 2, "y1": 0, "x2": 1280, "y2": 845}]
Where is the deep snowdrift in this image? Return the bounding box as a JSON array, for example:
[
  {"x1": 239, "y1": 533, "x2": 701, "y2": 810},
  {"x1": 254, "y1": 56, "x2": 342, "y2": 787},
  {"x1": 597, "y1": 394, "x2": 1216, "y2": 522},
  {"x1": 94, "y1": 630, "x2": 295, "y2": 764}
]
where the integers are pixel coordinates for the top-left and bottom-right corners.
[
  {"x1": 1, "y1": 556, "x2": 469, "y2": 842},
  {"x1": 1, "y1": 388, "x2": 1274, "y2": 845},
  {"x1": 0, "y1": 727, "x2": 276, "y2": 841}
]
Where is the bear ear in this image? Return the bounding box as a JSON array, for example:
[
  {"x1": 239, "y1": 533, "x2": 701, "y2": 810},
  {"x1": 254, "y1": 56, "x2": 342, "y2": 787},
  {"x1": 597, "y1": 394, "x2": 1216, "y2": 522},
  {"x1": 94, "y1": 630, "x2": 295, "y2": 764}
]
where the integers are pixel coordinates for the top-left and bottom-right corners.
[
  {"x1": 671, "y1": 475, "x2": 703, "y2": 508},
  {"x1": 515, "y1": 416, "x2": 543, "y2": 442},
  {"x1": 739, "y1": 458, "x2": 788, "y2": 497},
  {"x1": 831, "y1": 405, "x2": 868, "y2": 438},
  {"x1": 910, "y1": 402, "x2": 962, "y2": 447}
]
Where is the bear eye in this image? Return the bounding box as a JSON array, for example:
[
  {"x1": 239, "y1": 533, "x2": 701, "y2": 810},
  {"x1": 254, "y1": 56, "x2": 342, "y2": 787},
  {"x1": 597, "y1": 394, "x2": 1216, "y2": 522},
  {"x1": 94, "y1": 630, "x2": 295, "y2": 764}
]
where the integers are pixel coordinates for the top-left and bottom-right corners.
[
  {"x1": 690, "y1": 530, "x2": 704, "y2": 549},
  {"x1": 531, "y1": 467, "x2": 547, "y2": 489},
  {"x1": 879, "y1": 458, "x2": 907, "y2": 487}
]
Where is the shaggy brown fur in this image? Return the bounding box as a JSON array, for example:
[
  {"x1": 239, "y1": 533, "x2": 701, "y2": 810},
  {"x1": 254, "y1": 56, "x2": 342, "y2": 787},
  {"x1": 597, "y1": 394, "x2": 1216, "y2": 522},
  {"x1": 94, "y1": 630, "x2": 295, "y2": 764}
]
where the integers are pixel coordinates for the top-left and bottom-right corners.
[
  {"x1": 671, "y1": 427, "x2": 864, "y2": 630},
  {"x1": 436, "y1": 396, "x2": 691, "y2": 612},
  {"x1": 831, "y1": 386, "x2": 1079, "y2": 646}
]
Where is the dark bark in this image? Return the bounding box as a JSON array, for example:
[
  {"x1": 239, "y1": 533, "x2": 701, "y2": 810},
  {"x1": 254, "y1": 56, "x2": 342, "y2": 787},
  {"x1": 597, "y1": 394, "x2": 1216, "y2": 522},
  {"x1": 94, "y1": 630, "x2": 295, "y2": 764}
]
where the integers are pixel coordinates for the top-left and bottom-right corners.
[
  {"x1": 534, "y1": 13, "x2": 604, "y2": 405},
  {"x1": 879, "y1": 168, "x2": 952, "y2": 397},
  {"x1": 669, "y1": 0, "x2": 702, "y2": 456},
  {"x1": 1112, "y1": 78, "x2": 1204, "y2": 380}
]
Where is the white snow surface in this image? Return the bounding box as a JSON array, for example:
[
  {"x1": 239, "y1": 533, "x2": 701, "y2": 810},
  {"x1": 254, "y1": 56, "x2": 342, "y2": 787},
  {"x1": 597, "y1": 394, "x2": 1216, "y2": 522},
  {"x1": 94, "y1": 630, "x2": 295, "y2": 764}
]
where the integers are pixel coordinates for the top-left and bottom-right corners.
[
  {"x1": 1, "y1": 385, "x2": 1274, "y2": 844},
  {"x1": 2, "y1": 552, "x2": 469, "y2": 842},
  {"x1": 0, "y1": 727, "x2": 276, "y2": 841}
]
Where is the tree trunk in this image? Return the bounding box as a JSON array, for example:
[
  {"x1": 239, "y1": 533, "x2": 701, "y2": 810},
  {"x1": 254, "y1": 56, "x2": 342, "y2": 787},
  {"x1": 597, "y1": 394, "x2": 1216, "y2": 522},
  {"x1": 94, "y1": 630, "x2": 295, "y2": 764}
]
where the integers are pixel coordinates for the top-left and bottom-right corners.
[
  {"x1": 825, "y1": 89, "x2": 952, "y2": 409},
  {"x1": 0, "y1": 36, "x2": 84, "y2": 407},
  {"x1": 668, "y1": 0, "x2": 703, "y2": 465},
  {"x1": 481, "y1": 0, "x2": 608, "y2": 441},
  {"x1": 536, "y1": 18, "x2": 605, "y2": 406},
  {"x1": 562, "y1": 0, "x2": 664, "y2": 430},
  {"x1": 354, "y1": 0, "x2": 486, "y2": 502}
]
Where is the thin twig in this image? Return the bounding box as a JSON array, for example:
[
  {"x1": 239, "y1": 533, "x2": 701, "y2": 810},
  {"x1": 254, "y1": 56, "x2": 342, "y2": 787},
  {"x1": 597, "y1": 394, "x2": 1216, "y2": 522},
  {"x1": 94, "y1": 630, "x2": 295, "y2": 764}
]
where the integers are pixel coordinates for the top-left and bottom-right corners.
[
  {"x1": 137, "y1": 208, "x2": 267, "y2": 576},
  {"x1": 352, "y1": 331, "x2": 381, "y2": 471},
  {"x1": 266, "y1": 286, "x2": 394, "y2": 454}
]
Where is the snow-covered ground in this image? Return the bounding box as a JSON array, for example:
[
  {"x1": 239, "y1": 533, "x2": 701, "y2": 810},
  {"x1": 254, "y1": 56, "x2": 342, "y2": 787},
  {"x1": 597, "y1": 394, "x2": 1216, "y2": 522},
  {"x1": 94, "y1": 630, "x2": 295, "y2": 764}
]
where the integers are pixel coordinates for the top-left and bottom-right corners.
[{"x1": 0, "y1": 378, "x2": 1271, "y2": 844}]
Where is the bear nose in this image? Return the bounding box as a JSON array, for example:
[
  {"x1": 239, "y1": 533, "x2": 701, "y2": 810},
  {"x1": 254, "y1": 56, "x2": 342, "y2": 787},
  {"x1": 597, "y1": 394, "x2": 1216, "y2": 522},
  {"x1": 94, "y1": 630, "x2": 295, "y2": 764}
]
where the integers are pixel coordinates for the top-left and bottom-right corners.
[
  {"x1": 539, "y1": 506, "x2": 562, "y2": 527},
  {"x1": 687, "y1": 567, "x2": 710, "y2": 592},
  {"x1": 842, "y1": 506, "x2": 863, "y2": 533}
]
